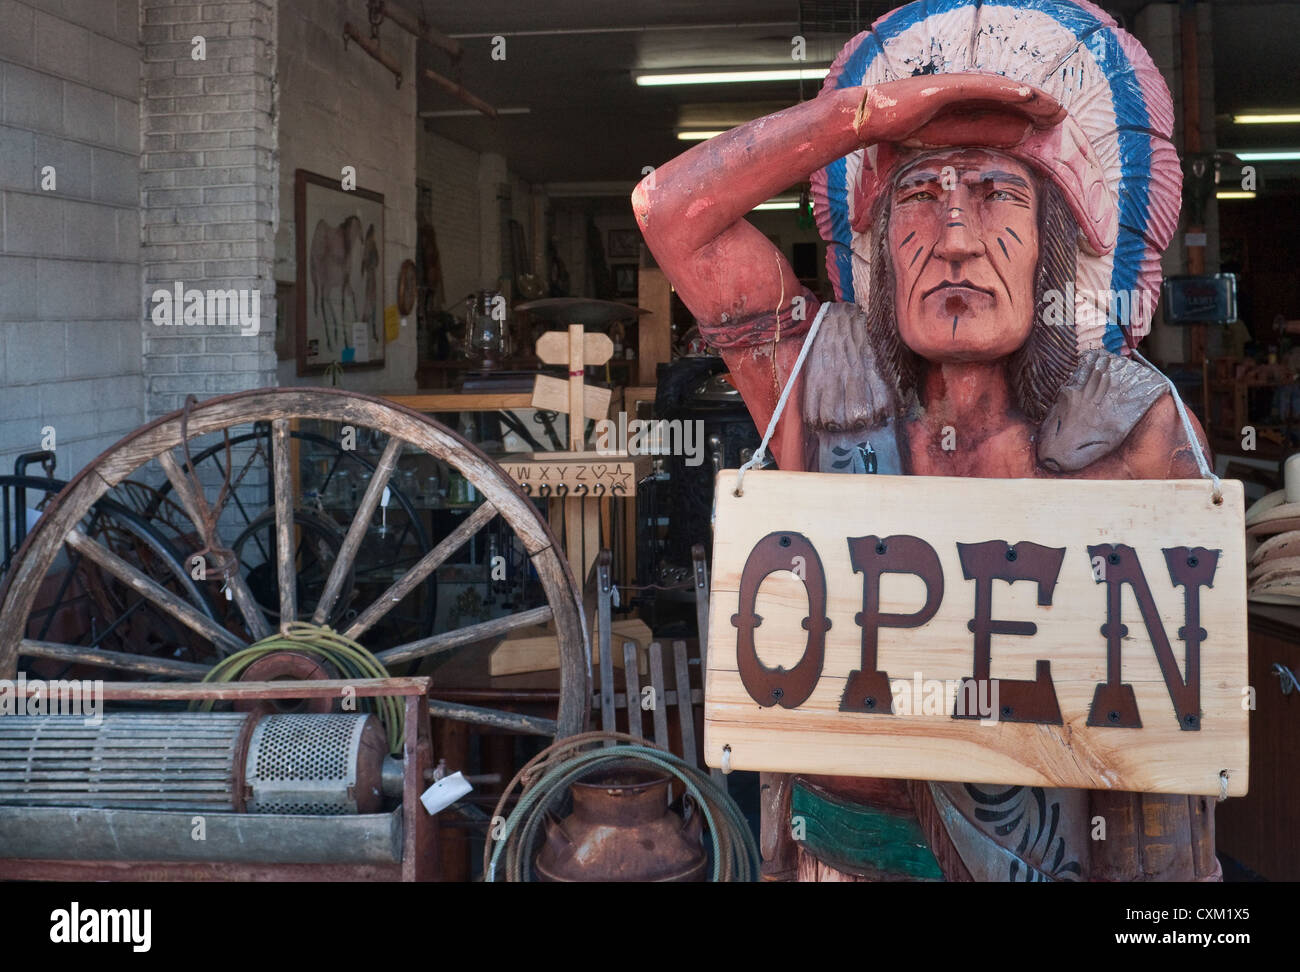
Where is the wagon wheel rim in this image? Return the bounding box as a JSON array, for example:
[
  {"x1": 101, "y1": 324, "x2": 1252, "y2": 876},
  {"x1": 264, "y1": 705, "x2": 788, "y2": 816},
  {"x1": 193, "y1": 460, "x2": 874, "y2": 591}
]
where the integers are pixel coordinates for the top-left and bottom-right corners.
[{"x1": 0, "y1": 387, "x2": 591, "y2": 739}]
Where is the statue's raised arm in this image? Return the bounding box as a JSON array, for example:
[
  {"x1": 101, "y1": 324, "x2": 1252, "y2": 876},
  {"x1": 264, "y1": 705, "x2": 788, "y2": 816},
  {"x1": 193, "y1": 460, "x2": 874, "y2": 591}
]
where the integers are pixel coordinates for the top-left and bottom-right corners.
[{"x1": 633, "y1": 75, "x2": 1065, "y2": 344}]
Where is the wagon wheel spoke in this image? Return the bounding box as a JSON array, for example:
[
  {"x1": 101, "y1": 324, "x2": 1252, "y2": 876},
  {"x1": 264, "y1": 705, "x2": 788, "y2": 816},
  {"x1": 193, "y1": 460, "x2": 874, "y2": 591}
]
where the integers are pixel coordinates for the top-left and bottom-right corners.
[
  {"x1": 343, "y1": 501, "x2": 497, "y2": 641},
  {"x1": 157, "y1": 450, "x2": 272, "y2": 642},
  {"x1": 425, "y1": 699, "x2": 557, "y2": 736},
  {"x1": 19, "y1": 639, "x2": 213, "y2": 678},
  {"x1": 64, "y1": 528, "x2": 247, "y2": 654},
  {"x1": 270, "y1": 419, "x2": 296, "y2": 626},
  {"x1": 312, "y1": 436, "x2": 403, "y2": 625},
  {"x1": 375, "y1": 604, "x2": 554, "y2": 668}
]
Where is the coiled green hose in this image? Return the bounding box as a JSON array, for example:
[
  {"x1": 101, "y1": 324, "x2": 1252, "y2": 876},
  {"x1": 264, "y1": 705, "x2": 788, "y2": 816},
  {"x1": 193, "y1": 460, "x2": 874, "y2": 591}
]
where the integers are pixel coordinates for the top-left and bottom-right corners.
[
  {"x1": 191, "y1": 622, "x2": 404, "y2": 754},
  {"x1": 484, "y1": 731, "x2": 759, "y2": 882}
]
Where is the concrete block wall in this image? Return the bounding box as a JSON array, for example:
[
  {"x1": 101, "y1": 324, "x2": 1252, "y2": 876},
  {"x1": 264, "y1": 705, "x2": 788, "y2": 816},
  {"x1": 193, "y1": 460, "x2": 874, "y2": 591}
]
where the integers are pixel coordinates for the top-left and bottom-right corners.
[
  {"x1": 418, "y1": 127, "x2": 480, "y2": 311},
  {"x1": 140, "y1": 0, "x2": 278, "y2": 419},
  {"x1": 274, "y1": 0, "x2": 417, "y2": 395},
  {"x1": 0, "y1": 0, "x2": 144, "y2": 477}
]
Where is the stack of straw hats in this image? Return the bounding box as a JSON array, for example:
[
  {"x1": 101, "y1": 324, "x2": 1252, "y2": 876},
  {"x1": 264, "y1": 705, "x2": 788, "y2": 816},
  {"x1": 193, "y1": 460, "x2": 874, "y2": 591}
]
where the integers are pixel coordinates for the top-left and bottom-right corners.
[{"x1": 1246, "y1": 454, "x2": 1300, "y2": 605}]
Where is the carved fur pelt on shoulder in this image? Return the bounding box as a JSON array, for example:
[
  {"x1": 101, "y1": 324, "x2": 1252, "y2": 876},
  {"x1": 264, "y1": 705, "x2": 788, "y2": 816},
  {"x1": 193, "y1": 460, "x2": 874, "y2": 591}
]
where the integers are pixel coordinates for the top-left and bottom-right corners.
[{"x1": 800, "y1": 303, "x2": 1166, "y2": 473}]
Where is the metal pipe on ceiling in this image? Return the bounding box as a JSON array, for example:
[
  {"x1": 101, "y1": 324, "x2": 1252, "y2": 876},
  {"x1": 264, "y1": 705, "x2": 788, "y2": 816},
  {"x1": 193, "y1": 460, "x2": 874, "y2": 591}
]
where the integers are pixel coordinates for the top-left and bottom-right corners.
[
  {"x1": 423, "y1": 68, "x2": 500, "y2": 120},
  {"x1": 378, "y1": 0, "x2": 464, "y2": 60},
  {"x1": 343, "y1": 22, "x2": 403, "y2": 86},
  {"x1": 446, "y1": 22, "x2": 797, "y2": 39}
]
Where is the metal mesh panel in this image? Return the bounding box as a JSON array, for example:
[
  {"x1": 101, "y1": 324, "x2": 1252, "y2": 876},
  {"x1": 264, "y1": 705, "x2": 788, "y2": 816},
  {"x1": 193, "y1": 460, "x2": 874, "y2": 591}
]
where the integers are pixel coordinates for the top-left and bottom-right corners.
[{"x1": 245, "y1": 714, "x2": 369, "y2": 815}]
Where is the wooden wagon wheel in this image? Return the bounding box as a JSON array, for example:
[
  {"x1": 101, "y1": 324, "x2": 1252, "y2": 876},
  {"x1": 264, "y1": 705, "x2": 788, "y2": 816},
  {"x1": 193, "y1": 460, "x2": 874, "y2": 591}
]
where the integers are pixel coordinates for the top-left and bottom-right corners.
[{"x1": 0, "y1": 388, "x2": 591, "y2": 738}]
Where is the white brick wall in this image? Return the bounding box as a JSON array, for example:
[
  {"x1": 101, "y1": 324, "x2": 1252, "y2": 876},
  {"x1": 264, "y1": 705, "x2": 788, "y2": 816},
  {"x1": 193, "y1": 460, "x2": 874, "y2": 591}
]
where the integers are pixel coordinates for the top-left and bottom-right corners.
[
  {"x1": 0, "y1": 0, "x2": 144, "y2": 478},
  {"x1": 140, "y1": 0, "x2": 278, "y2": 418},
  {"x1": 274, "y1": 0, "x2": 417, "y2": 395}
]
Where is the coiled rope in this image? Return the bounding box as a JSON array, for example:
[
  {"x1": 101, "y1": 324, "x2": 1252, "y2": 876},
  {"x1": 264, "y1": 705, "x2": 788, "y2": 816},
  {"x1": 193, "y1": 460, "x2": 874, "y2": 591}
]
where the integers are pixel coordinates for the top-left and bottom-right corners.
[
  {"x1": 191, "y1": 622, "x2": 404, "y2": 754},
  {"x1": 483, "y1": 730, "x2": 759, "y2": 882}
]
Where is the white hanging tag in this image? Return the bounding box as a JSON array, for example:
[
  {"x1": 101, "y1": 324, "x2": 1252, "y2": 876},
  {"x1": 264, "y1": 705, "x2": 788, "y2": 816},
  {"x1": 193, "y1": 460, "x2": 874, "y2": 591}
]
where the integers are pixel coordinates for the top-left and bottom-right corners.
[
  {"x1": 611, "y1": 585, "x2": 621, "y2": 608},
  {"x1": 420, "y1": 770, "x2": 472, "y2": 816}
]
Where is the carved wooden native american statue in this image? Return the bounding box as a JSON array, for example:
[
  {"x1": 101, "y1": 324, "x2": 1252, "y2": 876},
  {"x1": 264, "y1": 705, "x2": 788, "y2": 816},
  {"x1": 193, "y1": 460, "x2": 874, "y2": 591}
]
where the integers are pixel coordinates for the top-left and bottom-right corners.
[{"x1": 635, "y1": 0, "x2": 1221, "y2": 881}]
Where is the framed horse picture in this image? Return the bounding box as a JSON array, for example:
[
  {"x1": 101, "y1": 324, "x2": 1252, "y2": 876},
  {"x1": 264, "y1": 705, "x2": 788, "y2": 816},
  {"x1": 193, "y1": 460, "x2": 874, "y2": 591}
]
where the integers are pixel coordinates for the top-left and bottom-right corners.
[{"x1": 294, "y1": 169, "x2": 385, "y2": 375}]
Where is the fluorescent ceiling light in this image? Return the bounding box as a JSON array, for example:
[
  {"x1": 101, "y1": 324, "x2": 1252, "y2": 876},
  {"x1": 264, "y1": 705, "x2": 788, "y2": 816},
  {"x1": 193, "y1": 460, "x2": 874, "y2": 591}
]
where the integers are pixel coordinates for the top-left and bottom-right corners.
[
  {"x1": 420, "y1": 107, "x2": 531, "y2": 117},
  {"x1": 1233, "y1": 113, "x2": 1300, "y2": 125},
  {"x1": 1216, "y1": 191, "x2": 1256, "y2": 200},
  {"x1": 1235, "y1": 150, "x2": 1300, "y2": 161},
  {"x1": 754, "y1": 200, "x2": 800, "y2": 211},
  {"x1": 677, "y1": 130, "x2": 726, "y2": 141},
  {"x1": 636, "y1": 67, "x2": 829, "y2": 86}
]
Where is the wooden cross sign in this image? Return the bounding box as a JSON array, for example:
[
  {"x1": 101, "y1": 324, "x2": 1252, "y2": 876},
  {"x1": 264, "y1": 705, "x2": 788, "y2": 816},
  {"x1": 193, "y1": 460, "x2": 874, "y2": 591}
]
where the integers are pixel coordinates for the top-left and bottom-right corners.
[
  {"x1": 532, "y1": 325, "x2": 613, "y2": 449},
  {"x1": 704, "y1": 470, "x2": 1249, "y2": 797}
]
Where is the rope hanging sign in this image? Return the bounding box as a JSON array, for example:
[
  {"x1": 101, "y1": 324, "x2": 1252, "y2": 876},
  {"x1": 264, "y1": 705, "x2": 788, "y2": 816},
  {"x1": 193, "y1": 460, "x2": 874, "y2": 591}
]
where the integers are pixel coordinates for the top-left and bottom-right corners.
[{"x1": 716, "y1": 327, "x2": 1243, "y2": 797}]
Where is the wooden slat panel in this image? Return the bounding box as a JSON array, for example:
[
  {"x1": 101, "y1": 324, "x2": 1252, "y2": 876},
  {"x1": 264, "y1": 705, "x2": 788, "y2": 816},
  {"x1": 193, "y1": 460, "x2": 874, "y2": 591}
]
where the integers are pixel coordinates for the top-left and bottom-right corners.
[
  {"x1": 672, "y1": 640, "x2": 698, "y2": 768},
  {"x1": 648, "y1": 641, "x2": 670, "y2": 749},
  {"x1": 597, "y1": 557, "x2": 616, "y2": 737},
  {"x1": 622, "y1": 641, "x2": 642, "y2": 739}
]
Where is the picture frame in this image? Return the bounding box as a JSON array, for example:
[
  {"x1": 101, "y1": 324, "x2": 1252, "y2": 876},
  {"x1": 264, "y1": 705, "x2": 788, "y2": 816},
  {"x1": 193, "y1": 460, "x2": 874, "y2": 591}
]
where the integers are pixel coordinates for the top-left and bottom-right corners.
[
  {"x1": 613, "y1": 264, "x2": 639, "y2": 298},
  {"x1": 294, "y1": 169, "x2": 385, "y2": 375},
  {"x1": 608, "y1": 228, "x2": 641, "y2": 259}
]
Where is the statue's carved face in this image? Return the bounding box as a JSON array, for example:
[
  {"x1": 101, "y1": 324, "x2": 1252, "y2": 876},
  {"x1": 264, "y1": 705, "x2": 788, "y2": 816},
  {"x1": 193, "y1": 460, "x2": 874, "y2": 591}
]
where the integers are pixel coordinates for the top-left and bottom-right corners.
[{"x1": 887, "y1": 149, "x2": 1040, "y2": 363}]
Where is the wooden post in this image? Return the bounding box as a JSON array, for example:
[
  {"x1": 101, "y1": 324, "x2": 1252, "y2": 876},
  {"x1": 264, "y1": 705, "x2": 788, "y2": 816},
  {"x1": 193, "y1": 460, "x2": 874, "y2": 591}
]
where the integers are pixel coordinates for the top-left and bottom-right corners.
[
  {"x1": 566, "y1": 324, "x2": 585, "y2": 451},
  {"x1": 1180, "y1": 1, "x2": 1207, "y2": 366},
  {"x1": 637, "y1": 266, "x2": 673, "y2": 387}
]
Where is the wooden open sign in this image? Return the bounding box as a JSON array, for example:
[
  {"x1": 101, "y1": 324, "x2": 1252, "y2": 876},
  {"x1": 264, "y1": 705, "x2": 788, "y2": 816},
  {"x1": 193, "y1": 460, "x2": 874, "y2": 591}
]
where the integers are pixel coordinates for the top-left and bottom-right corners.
[{"x1": 704, "y1": 470, "x2": 1249, "y2": 796}]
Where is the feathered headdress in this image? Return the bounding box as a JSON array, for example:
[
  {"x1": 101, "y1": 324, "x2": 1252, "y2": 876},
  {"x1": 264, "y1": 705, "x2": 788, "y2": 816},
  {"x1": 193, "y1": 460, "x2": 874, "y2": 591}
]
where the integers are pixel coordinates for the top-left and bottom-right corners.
[{"x1": 811, "y1": 0, "x2": 1182, "y2": 352}]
